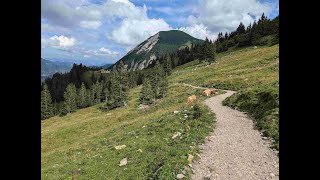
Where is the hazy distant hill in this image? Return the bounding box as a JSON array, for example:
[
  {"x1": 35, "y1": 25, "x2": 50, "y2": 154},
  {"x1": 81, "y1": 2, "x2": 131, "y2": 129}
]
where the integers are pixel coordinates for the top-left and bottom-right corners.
[{"x1": 41, "y1": 58, "x2": 73, "y2": 81}]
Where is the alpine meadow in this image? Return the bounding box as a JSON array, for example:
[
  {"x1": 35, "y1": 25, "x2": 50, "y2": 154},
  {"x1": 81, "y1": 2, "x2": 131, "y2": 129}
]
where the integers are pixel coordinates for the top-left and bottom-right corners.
[{"x1": 41, "y1": 0, "x2": 279, "y2": 179}]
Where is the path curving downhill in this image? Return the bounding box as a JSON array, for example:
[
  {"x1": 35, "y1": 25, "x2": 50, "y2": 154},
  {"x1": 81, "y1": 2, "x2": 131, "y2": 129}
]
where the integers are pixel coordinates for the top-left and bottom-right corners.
[{"x1": 188, "y1": 88, "x2": 279, "y2": 180}]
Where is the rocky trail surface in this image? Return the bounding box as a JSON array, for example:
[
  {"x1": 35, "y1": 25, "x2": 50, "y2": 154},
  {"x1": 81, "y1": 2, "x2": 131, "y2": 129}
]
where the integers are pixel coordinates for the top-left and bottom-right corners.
[{"x1": 180, "y1": 84, "x2": 279, "y2": 180}]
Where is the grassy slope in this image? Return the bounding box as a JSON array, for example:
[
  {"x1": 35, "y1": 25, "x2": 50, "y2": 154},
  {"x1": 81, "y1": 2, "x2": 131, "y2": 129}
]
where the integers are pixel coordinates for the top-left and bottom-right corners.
[
  {"x1": 169, "y1": 44, "x2": 279, "y2": 149},
  {"x1": 42, "y1": 84, "x2": 219, "y2": 179},
  {"x1": 171, "y1": 44, "x2": 278, "y2": 90},
  {"x1": 42, "y1": 44, "x2": 279, "y2": 179}
]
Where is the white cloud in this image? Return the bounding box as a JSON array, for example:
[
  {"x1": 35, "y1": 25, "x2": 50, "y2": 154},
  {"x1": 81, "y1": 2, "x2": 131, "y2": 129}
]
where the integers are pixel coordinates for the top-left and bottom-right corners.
[
  {"x1": 41, "y1": 35, "x2": 76, "y2": 48},
  {"x1": 84, "y1": 47, "x2": 119, "y2": 57},
  {"x1": 80, "y1": 20, "x2": 102, "y2": 29},
  {"x1": 107, "y1": 18, "x2": 171, "y2": 45},
  {"x1": 189, "y1": 0, "x2": 273, "y2": 33},
  {"x1": 178, "y1": 24, "x2": 216, "y2": 41}
]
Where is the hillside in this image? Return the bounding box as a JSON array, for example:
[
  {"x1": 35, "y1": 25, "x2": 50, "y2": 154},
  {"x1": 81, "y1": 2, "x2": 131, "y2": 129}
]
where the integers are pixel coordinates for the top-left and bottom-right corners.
[
  {"x1": 101, "y1": 63, "x2": 113, "y2": 69},
  {"x1": 41, "y1": 58, "x2": 73, "y2": 81},
  {"x1": 41, "y1": 44, "x2": 278, "y2": 179},
  {"x1": 110, "y1": 30, "x2": 203, "y2": 71}
]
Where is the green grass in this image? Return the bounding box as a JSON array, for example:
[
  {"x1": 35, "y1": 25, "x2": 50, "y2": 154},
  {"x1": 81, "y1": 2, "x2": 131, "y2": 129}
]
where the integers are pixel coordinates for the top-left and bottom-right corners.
[
  {"x1": 42, "y1": 44, "x2": 279, "y2": 179},
  {"x1": 171, "y1": 44, "x2": 279, "y2": 90},
  {"x1": 42, "y1": 83, "x2": 220, "y2": 179}
]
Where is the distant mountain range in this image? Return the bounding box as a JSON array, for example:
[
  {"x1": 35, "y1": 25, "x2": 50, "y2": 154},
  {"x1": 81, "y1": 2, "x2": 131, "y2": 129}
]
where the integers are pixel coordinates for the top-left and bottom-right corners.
[
  {"x1": 109, "y1": 30, "x2": 203, "y2": 71},
  {"x1": 41, "y1": 58, "x2": 73, "y2": 81}
]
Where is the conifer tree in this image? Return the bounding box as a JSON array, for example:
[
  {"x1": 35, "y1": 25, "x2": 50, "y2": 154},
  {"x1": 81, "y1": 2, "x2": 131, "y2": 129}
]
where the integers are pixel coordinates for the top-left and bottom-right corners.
[
  {"x1": 77, "y1": 83, "x2": 87, "y2": 108},
  {"x1": 86, "y1": 88, "x2": 93, "y2": 106},
  {"x1": 140, "y1": 77, "x2": 154, "y2": 104},
  {"x1": 163, "y1": 54, "x2": 172, "y2": 76},
  {"x1": 63, "y1": 83, "x2": 77, "y2": 113},
  {"x1": 207, "y1": 43, "x2": 216, "y2": 64},
  {"x1": 41, "y1": 84, "x2": 54, "y2": 120},
  {"x1": 159, "y1": 75, "x2": 168, "y2": 98},
  {"x1": 95, "y1": 81, "x2": 102, "y2": 104},
  {"x1": 151, "y1": 60, "x2": 165, "y2": 99},
  {"x1": 106, "y1": 61, "x2": 129, "y2": 109}
]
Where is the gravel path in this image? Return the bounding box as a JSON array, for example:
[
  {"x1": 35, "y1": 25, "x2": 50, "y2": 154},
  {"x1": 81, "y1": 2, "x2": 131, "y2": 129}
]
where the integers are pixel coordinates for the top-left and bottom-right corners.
[{"x1": 191, "y1": 90, "x2": 279, "y2": 180}]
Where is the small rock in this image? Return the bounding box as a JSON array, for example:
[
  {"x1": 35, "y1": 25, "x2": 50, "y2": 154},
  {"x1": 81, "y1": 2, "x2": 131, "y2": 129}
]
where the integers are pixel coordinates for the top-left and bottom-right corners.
[
  {"x1": 115, "y1": 145, "x2": 126, "y2": 150},
  {"x1": 107, "y1": 113, "x2": 112, "y2": 116},
  {"x1": 142, "y1": 125, "x2": 147, "y2": 128},
  {"x1": 177, "y1": 174, "x2": 185, "y2": 179},
  {"x1": 119, "y1": 158, "x2": 127, "y2": 166},
  {"x1": 172, "y1": 132, "x2": 181, "y2": 139},
  {"x1": 270, "y1": 173, "x2": 275, "y2": 177},
  {"x1": 137, "y1": 149, "x2": 143, "y2": 153},
  {"x1": 184, "y1": 110, "x2": 188, "y2": 112},
  {"x1": 196, "y1": 153, "x2": 202, "y2": 159},
  {"x1": 203, "y1": 174, "x2": 212, "y2": 179},
  {"x1": 262, "y1": 137, "x2": 268, "y2": 140},
  {"x1": 188, "y1": 164, "x2": 193, "y2": 168},
  {"x1": 188, "y1": 154, "x2": 194, "y2": 163},
  {"x1": 174, "y1": 110, "x2": 179, "y2": 114},
  {"x1": 184, "y1": 115, "x2": 188, "y2": 118}
]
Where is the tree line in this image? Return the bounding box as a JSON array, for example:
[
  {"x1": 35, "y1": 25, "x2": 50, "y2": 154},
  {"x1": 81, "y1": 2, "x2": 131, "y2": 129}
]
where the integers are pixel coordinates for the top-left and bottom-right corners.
[
  {"x1": 214, "y1": 13, "x2": 279, "y2": 53},
  {"x1": 42, "y1": 13, "x2": 279, "y2": 120}
]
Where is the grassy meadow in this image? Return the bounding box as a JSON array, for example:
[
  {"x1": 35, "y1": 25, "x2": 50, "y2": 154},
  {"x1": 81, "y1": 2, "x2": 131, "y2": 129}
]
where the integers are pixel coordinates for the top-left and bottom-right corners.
[
  {"x1": 41, "y1": 44, "x2": 279, "y2": 179},
  {"x1": 42, "y1": 83, "x2": 220, "y2": 179}
]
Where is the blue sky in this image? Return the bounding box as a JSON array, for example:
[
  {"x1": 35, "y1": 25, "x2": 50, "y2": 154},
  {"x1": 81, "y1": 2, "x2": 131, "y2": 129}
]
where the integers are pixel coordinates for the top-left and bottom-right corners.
[{"x1": 41, "y1": 0, "x2": 279, "y2": 65}]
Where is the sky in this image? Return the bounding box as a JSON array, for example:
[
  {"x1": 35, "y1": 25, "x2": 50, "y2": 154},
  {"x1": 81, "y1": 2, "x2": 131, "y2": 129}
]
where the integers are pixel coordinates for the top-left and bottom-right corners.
[{"x1": 41, "y1": 0, "x2": 279, "y2": 65}]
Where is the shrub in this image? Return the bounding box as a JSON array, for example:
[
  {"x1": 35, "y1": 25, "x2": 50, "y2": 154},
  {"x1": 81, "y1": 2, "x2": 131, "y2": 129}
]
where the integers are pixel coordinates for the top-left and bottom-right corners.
[{"x1": 192, "y1": 104, "x2": 202, "y2": 119}]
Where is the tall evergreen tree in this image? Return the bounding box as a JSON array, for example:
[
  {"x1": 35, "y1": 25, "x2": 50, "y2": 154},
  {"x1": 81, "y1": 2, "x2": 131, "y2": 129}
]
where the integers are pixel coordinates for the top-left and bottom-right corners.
[
  {"x1": 207, "y1": 43, "x2": 216, "y2": 64},
  {"x1": 163, "y1": 54, "x2": 172, "y2": 76},
  {"x1": 151, "y1": 60, "x2": 165, "y2": 99},
  {"x1": 77, "y1": 83, "x2": 87, "y2": 108},
  {"x1": 106, "y1": 61, "x2": 129, "y2": 109},
  {"x1": 159, "y1": 75, "x2": 168, "y2": 98},
  {"x1": 95, "y1": 81, "x2": 102, "y2": 104},
  {"x1": 140, "y1": 77, "x2": 154, "y2": 104},
  {"x1": 63, "y1": 83, "x2": 77, "y2": 113},
  {"x1": 41, "y1": 84, "x2": 54, "y2": 120}
]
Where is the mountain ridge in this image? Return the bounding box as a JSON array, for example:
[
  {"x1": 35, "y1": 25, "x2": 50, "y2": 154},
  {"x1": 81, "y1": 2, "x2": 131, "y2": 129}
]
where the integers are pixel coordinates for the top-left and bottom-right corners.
[{"x1": 109, "y1": 30, "x2": 204, "y2": 71}]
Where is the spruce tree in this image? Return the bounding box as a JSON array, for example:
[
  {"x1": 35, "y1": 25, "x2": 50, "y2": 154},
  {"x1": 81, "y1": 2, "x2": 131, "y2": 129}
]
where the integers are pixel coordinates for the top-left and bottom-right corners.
[
  {"x1": 77, "y1": 83, "x2": 87, "y2": 108},
  {"x1": 95, "y1": 81, "x2": 102, "y2": 104},
  {"x1": 151, "y1": 60, "x2": 165, "y2": 99},
  {"x1": 63, "y1": 83, "x2": 77, "y2": 113},
  {"x1": 86, "y1": 88, "x2": 93, "y2": 106},
  {"x1": 163, "y1": 54, "x2": 172, "y2": 76},
  {"x1": 140, "y1": 77, "x2": 154, "y2": 104},
  {"x1": 106, "y1": 61, "x2": 129, "y2": 109},
  {"x1": 159, "y1": 75, "x2": 168, "y2": 98},
  {"x1": 41, "y1": 84, "x2": 54, "y2": 120},
  {"x1": 207, "y1": 43, "x2": 216, "y2": 64}
]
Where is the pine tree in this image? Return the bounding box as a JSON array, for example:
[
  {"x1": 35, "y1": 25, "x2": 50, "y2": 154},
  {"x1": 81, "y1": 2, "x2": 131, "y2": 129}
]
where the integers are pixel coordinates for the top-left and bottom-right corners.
[
  {"x1": 236, "y1": 22, "x2": 246, "y2": 34},
  {"x1": 159, "y1": 75, "x2": 168, "y2": 98},
  {"x1": 140, "y1": 77, "x2": 154, "y2": 104},
  {"x1": 77, "y1": 83, "x2": 87, "y2": 108},
  {"x1": 95, "y1": 81, "x2": 102, "y2": 104},
  {"x1": 41, "y1": 84, "x2": 54, "y2": 120},
  {"x1": 163, "y1": 54, "x2": 172, "y2": 76},
  {"x1": 63, "y1": 83, "x2": 77, "y2": 113},
  {"x1": 106, "y1": 61, "x2": 129, "y2": 109},
  {"x1": 86, "y1": 88, "x2": 93, "y2": 106},
  {"x1": 207, "y1": 43, "x2": 216, "y2": 64},
  {"x1": 151, "y1": 60, "x2": 165, "y2": 99}
]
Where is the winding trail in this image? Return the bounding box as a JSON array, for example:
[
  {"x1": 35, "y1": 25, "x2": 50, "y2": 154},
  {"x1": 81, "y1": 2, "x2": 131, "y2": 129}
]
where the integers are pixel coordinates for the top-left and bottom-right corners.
[{"x1": 180, "y1": 83, "x2": 279, "y2": 180}]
